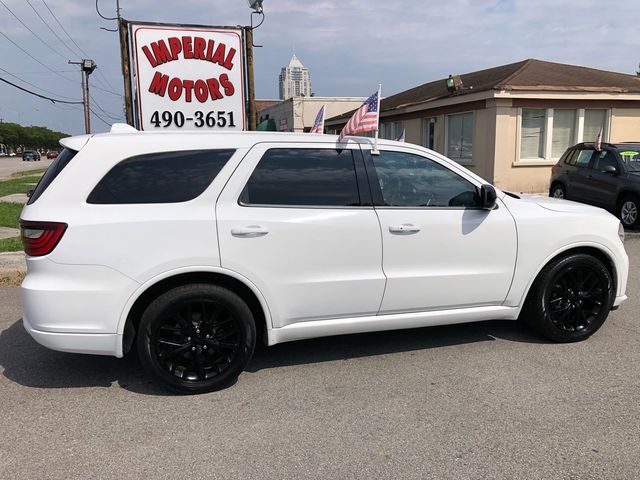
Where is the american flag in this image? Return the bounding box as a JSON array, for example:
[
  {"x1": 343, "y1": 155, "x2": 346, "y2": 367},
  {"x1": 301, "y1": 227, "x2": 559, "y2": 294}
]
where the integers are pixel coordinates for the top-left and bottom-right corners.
[
  {"x1": 310, "y1": 105, "x2": 325, "y2": 134},
  {"x1": 595, "y1": 127, "x2": 603, "y2": 151},
  {"x1": 338, "y1": 90, "x2": 379, "y2": 141}
]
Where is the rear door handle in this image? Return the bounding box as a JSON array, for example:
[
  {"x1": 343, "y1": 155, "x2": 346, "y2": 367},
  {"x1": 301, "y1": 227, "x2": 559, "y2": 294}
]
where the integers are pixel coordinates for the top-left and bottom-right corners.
[
  {"x1": 389, "y1": 224, "x2": 421, "y2": 234},
  {"x1": 231, "y1": 226, "x2": 269, "y2": 237},
  {"x1": 586, "y1": 174, "x2": 593, "y2": 180}
]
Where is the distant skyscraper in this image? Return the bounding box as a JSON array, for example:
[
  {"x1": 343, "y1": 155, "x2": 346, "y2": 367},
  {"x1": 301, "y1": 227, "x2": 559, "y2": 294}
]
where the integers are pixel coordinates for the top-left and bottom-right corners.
[{"x1": 278, "y1": 54, "x2": 311, "y2": 100}]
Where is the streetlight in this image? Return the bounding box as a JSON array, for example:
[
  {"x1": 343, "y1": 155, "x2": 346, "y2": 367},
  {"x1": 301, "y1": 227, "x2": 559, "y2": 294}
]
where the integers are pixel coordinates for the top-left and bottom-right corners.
[
  {"x1": 247, "y1": 0, "x2": 263, "y2": 13},
  {"x1": 69, "y1": 59, "x2": 97, "y2": 134}
]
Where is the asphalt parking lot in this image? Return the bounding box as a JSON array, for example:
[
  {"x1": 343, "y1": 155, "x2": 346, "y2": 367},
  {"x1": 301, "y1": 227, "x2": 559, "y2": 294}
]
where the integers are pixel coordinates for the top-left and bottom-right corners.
[
  {"x1": 0, "y1": 155, "x2": 54, "y2": 178},
  {"x1": 1, "y1": 240, "x2": 639, "y2": 479}
]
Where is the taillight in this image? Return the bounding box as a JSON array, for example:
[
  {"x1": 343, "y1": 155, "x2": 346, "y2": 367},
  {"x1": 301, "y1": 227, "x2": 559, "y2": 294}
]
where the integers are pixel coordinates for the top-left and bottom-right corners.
[{"x1": 19, "y1": 220, "x2": 67, "y2": 256}]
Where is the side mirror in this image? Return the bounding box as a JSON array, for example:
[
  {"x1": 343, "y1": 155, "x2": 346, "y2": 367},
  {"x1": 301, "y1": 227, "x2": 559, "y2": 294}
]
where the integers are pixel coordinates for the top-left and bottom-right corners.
[
  {"x1": 603, "y1": 165, "x2": 618, "y2": 175},
  {"x1": 480, "y1": 184, "x2": 497, "y2": 210}
]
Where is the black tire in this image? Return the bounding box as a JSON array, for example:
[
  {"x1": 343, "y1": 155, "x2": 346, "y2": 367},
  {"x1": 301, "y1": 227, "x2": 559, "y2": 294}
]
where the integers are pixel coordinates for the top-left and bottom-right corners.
[
  {"x1": 520, "y1": 254, "x2": 613, "y2": 342},
  {"x1": 137, "y1": 283, "x2": 256, "y2": 394},
  {"x1": 618, "y1": 195, "x2": 640, "y2": 229},
  {"x1": 550, "y1": 183, "x2": 566, "y2": 199}
]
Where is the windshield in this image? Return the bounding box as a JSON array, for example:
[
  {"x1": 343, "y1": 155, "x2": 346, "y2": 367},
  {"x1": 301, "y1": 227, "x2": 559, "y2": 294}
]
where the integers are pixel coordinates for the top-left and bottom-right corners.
[{"x1": 618, "y1": 146, "x2": 640, "y2": 172}]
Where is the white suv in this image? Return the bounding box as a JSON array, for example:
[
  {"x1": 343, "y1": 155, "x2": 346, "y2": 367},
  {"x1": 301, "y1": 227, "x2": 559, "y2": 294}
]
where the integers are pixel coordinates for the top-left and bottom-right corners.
[{"x1": 20, "y1": 125, "x2": 629, "y2": 393}]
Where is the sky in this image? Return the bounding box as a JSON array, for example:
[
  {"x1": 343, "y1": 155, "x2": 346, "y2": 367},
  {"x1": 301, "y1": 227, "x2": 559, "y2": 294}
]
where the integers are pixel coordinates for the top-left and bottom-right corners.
[{"x1": 0, "y1": 0, "x2": 638, "y2": 135}]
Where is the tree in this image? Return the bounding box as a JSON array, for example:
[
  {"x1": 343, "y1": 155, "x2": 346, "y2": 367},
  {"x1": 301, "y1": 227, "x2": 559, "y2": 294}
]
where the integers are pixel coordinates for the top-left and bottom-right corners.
[{"x1": 0, "y1": 122, "x2": 68, "y2": 149}]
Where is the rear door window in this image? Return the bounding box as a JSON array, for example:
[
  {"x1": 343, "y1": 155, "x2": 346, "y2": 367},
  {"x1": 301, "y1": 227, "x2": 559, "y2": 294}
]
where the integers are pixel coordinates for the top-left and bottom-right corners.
[
  {"x1": 87, "y1": 149, "x2": 235, "y2": 204},
  {"x1": 27, "y1": 148, "x2": 77, "y2": 205},
  {"x1": 575, "y1": 149, "x2": 595, "y2": 168},
  {"x1": 240, "y1": 148, "x2": 361, "y2": 206}
]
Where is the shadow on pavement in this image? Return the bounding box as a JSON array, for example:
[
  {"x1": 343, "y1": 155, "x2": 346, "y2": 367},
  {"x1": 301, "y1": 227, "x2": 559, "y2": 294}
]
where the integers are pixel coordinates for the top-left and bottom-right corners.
[{"x1": 0, "y1": 317, "x2": 548, "y2": 395}]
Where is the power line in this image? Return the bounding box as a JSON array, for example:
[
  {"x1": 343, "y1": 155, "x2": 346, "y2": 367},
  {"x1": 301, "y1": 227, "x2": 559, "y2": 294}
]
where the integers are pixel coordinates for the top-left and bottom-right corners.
[
  {"x1": 0, "y1": 75, "x2": 84, "y2": 104},
  {"x1": 0, "y1": 67, "x2": 81, "y2": 101},
  {"x1": 96, "y1": 0, "x2": 117, "y2": 20},
  {"x1": 0, "y1": 0, "x2": 70, "y2": 62},
  {"x1": 89, "y1": 107, "x2": 112, "y2": 127},
  {"x1": 0, "y1": 30, "x2": 80, "y2": 86},
  {"x1": 25, "y1": 0, "x2": 79, "y2": 60},
  {"x1": 40, "y1": 0, "x2": 120, "y2": 96},
  {"x1": 90, "y1": 95, "x2": 123, "y2": 121},
  {"x1": 41, "y1": 0, "x2": 91, "y2": 59}
]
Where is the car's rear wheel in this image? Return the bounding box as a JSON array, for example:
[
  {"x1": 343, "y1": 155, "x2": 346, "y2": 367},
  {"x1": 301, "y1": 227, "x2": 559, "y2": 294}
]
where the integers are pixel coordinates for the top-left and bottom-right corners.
[
  {"x1": 550, "y1": 183, "x2": 566, "y2": 199},
  {"x1": 520, "y1": 253, "x2": 613, "y2": 342},
  {"x1": 137, "y1": 283, "x2": 256, "y2": 394},
  {"x1": 618, "y1": 195, "x2": 639, "y2": 229}
]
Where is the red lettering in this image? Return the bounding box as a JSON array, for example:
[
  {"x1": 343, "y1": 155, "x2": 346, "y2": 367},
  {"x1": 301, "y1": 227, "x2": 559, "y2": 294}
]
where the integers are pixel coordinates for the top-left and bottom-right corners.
[
  {"x1": 205, "y1": 39, "x2": 215, "y2": 61},
  {"x1": 219, "y1": 74, "x2": 234, "y2": 97},
  {"x1": 141, "y1": 45, "x2": 157, "y2": 68},
  {"x1": 168, "y1": 37, "x2": 182, "y2": 60},
  {"x1": 148, "y1": 71, "x2": 168, "y2": 96},
  {"x1": 223, "y1": 48, "x2": 236, "y2": 70},
  {"x1": 150, "y1": 40, "x2": 172, "y2": 65},
  {"x1": 194, "y1": 80, "x2": 208, "y2": 103},
  {"x1": 211, "y1": 43, "x2": 226, "y2": 66},
  {"x1": 206, "y1": 77, "x2": 223, "y2": 100},
  {"x1": 168, "y1": 77, "x2": 182, "y2": 101},
  {"x1": 182, "y1": 36, "x2": 193, "y2": 59},
  {"x1": 183, "y1": 79, "x2": 194, "y2": 102},
  {"x1": 193, "y1": 37, "x2": 206, "y2": 60}
]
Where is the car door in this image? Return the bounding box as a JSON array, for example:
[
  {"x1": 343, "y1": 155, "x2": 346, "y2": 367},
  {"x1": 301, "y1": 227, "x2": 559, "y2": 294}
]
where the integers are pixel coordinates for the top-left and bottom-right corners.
[
  {"x1": 363, "y1": 146, "x2": 517, "y2": 313},
  {"x1": 216, "y1": 143, "x2": 386, "y2": 328},
  {"x1": 580, "y1": 148, "x2": 620, "y2": 210},
  {"x1": 565, "y1": 147, "x2": 596, "y2": 202}
]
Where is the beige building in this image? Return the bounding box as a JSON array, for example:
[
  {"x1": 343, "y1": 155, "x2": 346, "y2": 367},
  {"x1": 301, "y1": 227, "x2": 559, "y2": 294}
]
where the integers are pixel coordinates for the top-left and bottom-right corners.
[
  {"x1": 326, "y1": 59, "x2": 640, "y2": 193},
  {"x1": 259, "y1": 96, "x2": 366, "y2": 133}
]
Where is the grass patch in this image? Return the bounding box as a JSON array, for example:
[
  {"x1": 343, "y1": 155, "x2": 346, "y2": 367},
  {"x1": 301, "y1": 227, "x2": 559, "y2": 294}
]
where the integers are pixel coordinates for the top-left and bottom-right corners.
[
  {"x1": 10, "y1": 168, "x2": 47, "y2": 178},
  {"x1": 0, "y1": 202, "x2": 22, "y2": 229},
  {"x1": 0, "y1": 236, "x2": 22, "y2": 253},
  {"x1": 0, "y1": 175, "x2": 41, "y2": 197}
]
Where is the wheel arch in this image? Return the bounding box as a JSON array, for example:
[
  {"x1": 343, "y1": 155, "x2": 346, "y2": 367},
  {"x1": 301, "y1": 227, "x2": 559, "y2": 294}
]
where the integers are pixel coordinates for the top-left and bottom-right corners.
[
  {"x1": 517, "y1": 244, "x2": 617, "y2": 310},
  {"x1": 549, "y1": 180, "x2": 565, "y2": 196},
  {"x1": 117, "y1": 268, "x2": 272, "y2": 356},
  {"x1": 616, "y1": 189, "x2": 639, "y2": 208}
]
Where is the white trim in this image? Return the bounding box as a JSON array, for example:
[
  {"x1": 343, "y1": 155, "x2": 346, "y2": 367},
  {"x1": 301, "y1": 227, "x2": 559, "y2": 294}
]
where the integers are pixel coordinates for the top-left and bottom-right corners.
[
  {"x1": 576, "y1": 109, "x2": 585, "y2": 143},
  {"x1": 544, "y1": 108, "x2": 553, "y2": 160},
  {"x1": 267, "y1": 306, "x2": 519, "y2": 345}
]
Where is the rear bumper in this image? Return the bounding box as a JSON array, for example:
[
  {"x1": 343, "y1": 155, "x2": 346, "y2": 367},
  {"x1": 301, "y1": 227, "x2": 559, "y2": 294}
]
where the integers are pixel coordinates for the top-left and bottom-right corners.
[{"x1": 23, "y1": 317, "x2": 121, "y2": 356}]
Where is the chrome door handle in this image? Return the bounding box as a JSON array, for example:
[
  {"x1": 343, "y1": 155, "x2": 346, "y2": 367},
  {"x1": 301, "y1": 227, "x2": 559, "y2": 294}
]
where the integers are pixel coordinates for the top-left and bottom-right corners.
[
  {"x1": 231, "y1": 226, "x2": 269, "y2": 237},
  {"x1": 389, "y1": 224, "x2": 421, "y2": 234}
]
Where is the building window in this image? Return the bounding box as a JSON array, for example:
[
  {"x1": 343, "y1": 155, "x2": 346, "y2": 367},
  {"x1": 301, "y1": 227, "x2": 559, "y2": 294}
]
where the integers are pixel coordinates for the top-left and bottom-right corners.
[
  {"x1": 380, "y1": 122, "x2": 402, "y2": 140},
  {"x1": 446, "y1": 112, "x2": 473, "y2": 163},
  {"x1": 422, "y1": 118, "x2": 436, "y2": 150},
  {"x1": 520, "y1": 108, "x2": 546, "y2": 160},
  {"x1": 584, "y1": 109, "x2": 607, "y2": 143},
  {"x1": 519, "y1": 108, "x2": 609, "y2": 162},
  {"x1": 551, "y1": 109, "x2": 576, "y2": 158}
]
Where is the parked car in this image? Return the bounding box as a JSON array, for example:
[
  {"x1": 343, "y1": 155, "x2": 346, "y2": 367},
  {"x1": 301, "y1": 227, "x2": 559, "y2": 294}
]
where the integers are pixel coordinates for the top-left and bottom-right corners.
[
  {"x1": 22, "y1": 150, "x2": 40, "y2": 161},
  {"x1": 46, "y1": 150, "x2": 59, "y2": 159},
  {"x1": 550, "y1": 142, "x2": 640, "y2": 228},
  {"x1": 19, "y1": 126, "x2": 629, "y2": 393}
]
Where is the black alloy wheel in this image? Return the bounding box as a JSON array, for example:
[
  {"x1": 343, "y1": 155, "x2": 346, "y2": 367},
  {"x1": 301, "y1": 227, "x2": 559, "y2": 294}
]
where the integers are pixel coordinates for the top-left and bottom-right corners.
[
  {"x1": 551, "y1": 184, "x2": 566, "y2": 199},
  {"x1": 138, "y1": 284, "x2": 256, "y2": 394},
  {"x1": 521, "y1": 254, "x2": 613, "y2": 342},
  {"x1": 619, "y1": 195, "x2": 639, "y2": 229}
]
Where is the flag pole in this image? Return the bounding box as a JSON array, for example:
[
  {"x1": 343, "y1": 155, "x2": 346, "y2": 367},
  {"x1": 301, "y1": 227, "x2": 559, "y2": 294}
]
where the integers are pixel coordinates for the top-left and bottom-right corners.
[{"x1": 372, "y1": 83, "x2": 382, "y2": 155}]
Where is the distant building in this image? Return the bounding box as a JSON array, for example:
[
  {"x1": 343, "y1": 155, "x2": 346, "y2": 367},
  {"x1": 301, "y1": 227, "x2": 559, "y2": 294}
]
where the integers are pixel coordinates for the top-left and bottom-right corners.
[
  {"x1": 279, "y1": 54, "x2": 311, "y2": 100},
  {"x1": 258, "y1": 97, "x2": 366, "y2": 133},
  {"x1": 326, "y1": 59, "x2": 640, "y2": 193}
]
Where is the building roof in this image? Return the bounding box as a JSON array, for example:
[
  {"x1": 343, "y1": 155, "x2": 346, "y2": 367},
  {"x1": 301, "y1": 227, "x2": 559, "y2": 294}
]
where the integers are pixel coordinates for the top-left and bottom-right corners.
[
  {"x1": 328, "y1": 59, "x2": 640, "y2": 121},
  {"x1": 286, "y1": 54, "x2": 305, "y2": 69}
]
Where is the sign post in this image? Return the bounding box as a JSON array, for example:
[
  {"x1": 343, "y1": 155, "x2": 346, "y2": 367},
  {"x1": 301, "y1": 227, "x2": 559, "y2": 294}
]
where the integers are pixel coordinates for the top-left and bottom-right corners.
[{"x1": 129, "y1": 23, "x2": 247, "y2": 131}]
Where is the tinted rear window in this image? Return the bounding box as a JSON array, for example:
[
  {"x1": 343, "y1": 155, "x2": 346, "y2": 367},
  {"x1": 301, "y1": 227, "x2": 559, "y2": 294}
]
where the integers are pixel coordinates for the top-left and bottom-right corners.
[
  {"x1": 27, "y1": 148, "x2": 77, "y2": 205},
  {"x1": 87, "y1": 149, "x2": 235, "y2": 204},
  {"x1": 240, "y1": 148, "x2": 361, "y2": 206}
]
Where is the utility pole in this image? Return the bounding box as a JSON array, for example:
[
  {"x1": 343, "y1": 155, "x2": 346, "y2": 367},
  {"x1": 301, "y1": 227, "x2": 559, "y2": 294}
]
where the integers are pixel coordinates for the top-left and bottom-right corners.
[
  {"x1": 69, "y1": 59, "x2": 97, "y2": 134},
  {"x1": 116, "y1": 0, "x2": 134, "y2": 125},
  {"x1": 244, "y1": 26, "x2": 256, "y2": 131}
]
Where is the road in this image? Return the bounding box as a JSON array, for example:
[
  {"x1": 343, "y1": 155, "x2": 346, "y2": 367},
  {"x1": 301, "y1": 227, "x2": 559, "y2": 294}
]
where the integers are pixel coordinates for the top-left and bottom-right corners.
[
  {"x1": 0, "y1": 155, "x2": 54, "y2": 178},
  {"x1": 1, "y1": 240, "x2": 639, "y2": 479}
]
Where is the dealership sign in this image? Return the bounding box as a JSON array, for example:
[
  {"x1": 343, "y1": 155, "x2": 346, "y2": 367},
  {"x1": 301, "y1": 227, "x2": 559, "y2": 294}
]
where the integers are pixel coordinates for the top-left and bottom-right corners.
[{"x1": 131, "y1": 24, "x2": 246, "y2": 131}]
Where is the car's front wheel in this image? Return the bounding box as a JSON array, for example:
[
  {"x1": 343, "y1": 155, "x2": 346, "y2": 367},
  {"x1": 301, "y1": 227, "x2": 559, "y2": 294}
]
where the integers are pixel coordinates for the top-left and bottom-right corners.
[
  {"x1": 618, "y1": 195, "x2": 639, "y2": 229},
  {"x1": 137, "y1": 283, "x2": 256, "y2": 394},
  {"x1": 521, "y1": 253, "x2": 613, "y2": 342}
]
